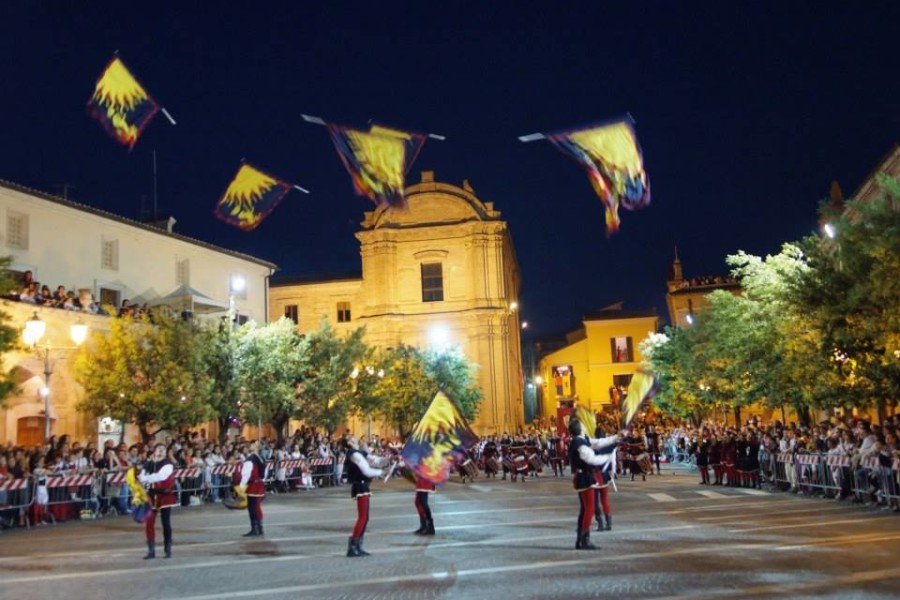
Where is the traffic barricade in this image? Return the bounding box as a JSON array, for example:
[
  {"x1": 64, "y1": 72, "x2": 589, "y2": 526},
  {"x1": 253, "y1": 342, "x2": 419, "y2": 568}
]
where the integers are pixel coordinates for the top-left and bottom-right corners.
[
  {"x1": 44, "y1": 472, "x2": 98, "y2": 522},
  {"x1": 771, "y1": 452, "x2": 793, "y2": 491},
  {"x1": 205, "y1": 463, "x2": 236, "y2": 501},
  {"x1": 98, "y1": 470, "x2": 131, "y2": 517},
  {"x1": 308, "y1": 457, "x2": 342, "y2": 487},
  {"x1": 0, "y1": 476, "x2": 34, "y2": 529},
  {"x1": 271, "y1": 458, "x2": 314, "y2": 492},
  {"x1": 174, "y1": 467, "x2": 203, "y2": 506}
]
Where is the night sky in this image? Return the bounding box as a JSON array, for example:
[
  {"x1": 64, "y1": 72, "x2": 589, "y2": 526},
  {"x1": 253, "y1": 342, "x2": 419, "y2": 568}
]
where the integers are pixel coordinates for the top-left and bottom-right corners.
[{"x1": 3, "y1": 2, "x2": 898, "y2": 337}]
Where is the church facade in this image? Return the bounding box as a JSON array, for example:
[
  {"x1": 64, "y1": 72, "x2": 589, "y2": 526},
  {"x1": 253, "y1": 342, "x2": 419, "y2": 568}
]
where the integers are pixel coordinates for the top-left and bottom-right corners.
[{"x1": 269, "y1": 171, "x2": 524, "y2": 435}]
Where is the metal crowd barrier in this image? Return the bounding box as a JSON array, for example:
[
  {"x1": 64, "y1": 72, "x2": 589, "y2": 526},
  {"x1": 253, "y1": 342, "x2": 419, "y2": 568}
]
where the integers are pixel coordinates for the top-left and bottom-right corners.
[
  {"x1": 771, "y1": 452, "x2": 899, "y2": 509},
  {"x1": 0, "y1": 476, "x2": 34, "y2": 529}
]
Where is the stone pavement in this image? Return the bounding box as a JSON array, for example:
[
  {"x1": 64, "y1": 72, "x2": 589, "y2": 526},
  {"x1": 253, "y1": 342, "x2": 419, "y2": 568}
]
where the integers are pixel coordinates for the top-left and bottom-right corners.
[{"x1": 1, "y1": 464, "x2": 899, "y2": 599}]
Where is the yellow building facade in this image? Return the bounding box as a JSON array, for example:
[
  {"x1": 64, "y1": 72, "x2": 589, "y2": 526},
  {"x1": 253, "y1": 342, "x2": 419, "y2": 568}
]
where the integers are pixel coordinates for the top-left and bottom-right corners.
[
  {"x1": 665, "y1": 248, "x2": 741, "y2": 327},
  {"x1": 269, "y1": 171, "x2": 524, "y2": 435},
  {"x1": 535, "y1": 305, "x2": 660, "y2": 426}
]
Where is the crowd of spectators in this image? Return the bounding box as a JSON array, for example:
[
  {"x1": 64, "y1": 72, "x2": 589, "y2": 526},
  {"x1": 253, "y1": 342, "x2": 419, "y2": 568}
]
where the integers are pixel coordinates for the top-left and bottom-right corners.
[
  {"x1": 6, "y1": 269, "x2": 152, "y2": 318},
  {"x1": 663, "y1": 416, "x2": 900, "y2": 511},
  {"x1": 0, "y1": 426, "x2": 379, "y2": 530}
]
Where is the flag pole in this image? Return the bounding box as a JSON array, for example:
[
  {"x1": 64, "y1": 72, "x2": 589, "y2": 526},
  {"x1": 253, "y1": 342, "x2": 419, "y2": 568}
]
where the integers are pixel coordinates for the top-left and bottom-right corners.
[
  {"x1": 160, "y1": 108, "x2": 177, "y2": 126},
  {"x1": 303, "y1": 113, "x2": 445, "y2": 140},
  {"x1": 518, "y1": 132, "x2": 546, "y2": 143}
]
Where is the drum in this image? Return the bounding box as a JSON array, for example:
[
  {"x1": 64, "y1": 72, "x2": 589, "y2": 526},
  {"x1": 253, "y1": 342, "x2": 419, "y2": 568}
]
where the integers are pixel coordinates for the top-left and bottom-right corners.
[
  {"x1": 513, "y1": 455, "x2": 529, "y2": 474},
  {"x1": 459, "y1": 459, "x2": 477, "y2": 481},
  {"x1": 636, "y1": 452, "x2": 652, "y2": 474},
  {"x1": 528, "y1": 453, "x2": 544, "y2": 473}
]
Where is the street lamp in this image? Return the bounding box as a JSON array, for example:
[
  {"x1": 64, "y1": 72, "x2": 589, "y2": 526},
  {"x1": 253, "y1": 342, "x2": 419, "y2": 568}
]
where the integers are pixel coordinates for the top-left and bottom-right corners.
[
  {"x1": 22, "y1": 312, "x2": 88, "y2": 442},
  {"x1": 229, "y1": 274, "x2": 246, "y2": 324}
]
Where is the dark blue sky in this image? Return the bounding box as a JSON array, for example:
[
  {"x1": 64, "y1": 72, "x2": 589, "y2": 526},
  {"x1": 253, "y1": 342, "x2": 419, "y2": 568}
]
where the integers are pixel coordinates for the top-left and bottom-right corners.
[{"x1": 2, "y1": 2, "x2": 898, "y2": 336}]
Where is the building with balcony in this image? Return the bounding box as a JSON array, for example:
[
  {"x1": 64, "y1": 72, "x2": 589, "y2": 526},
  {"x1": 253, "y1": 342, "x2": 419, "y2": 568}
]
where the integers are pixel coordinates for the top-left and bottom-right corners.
[
  {"x1": 0, "y1": 180, "x2": 276, "y2": 445},
  {"x1": 535, "y1": 303, "x2": 660, "y2": 431}
]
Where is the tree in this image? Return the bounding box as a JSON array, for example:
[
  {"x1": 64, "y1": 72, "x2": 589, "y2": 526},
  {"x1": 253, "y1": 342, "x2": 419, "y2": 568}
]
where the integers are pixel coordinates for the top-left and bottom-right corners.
[
  {"x1": 234, "y1": 318, "x2": 307, "y2": 444},
  {"x1": 0, "y1": 257, "x2": 20, "y2": 406},
  {"x1": 197, "y1": 319, "x2": 242, "y2": 443},
  {"x1": 74, "y1": 310, "x2": 213, "y2": 444},
  {"x1": 423, "y1": 347, "x2": 483, "y2": 422},
  {"x1": 789, "y1": 175, "x2": 900, "y2": 422},
  {"x1": 370, "y1": 344, "x2": 484, "y2": 439},
  {"x1": 295, "y1": 320, "x2": 368, "y2": 436}
]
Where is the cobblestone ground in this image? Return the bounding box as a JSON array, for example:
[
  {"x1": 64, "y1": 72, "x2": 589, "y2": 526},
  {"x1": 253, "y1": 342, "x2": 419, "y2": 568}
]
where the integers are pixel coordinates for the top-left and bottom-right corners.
[{"x1": 2, "y1": 465, "x2": 899, "y2": 600}]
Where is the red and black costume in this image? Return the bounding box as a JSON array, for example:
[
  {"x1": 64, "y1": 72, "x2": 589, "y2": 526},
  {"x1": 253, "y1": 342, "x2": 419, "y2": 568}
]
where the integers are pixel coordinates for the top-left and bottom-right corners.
[
  {"x1": 140, "y1": 458, "x2": 176, "y2": 559},
  {"x1": 413, "y1": 475, "x2": 436, "y2": 535},
  {"x1": 239, "y1": 451, "x2": 267, "y2": 536},
  {"x1": 568, "y1": 423, "x2": 618, "y2": 550},
  {"x1": 345, "y1": 446, "x2": 387, "y2": 557}
]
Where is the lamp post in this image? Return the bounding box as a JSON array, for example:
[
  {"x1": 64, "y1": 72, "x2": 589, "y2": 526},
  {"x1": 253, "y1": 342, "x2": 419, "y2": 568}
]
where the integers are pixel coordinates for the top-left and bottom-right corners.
[
  {"x1": 22, "y1": 312, "x2": 88, "y2": 442},
  {"x1": 229, "y1": 274, "x2": 246, "y2": 325}
]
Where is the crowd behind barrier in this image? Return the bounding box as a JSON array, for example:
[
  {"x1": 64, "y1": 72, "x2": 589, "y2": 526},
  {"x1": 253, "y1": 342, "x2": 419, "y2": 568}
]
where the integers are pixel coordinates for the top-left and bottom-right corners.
[
  {"x1": 4, "y1": 414, "x2": 899, "y2": 533},
  {"x1": 0, "y1": 425, "x2": 358, "y2": 531}
]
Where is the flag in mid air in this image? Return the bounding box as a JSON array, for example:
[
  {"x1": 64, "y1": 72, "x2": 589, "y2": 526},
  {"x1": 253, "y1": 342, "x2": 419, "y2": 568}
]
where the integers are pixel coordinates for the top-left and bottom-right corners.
[
  {"x1": 401, "y1": 389, "x2": 479, "y2": 485},
  {"x1": 87, "y1": 56, "x2": 159, "y2": 150},
  {"x1": 537, "y1": 116, "x2": 650, "y2": 234},
  {"x1": 326, "y1": 123, "x2": 427, "y2": 210},
  {"x1": 214, "y1": 163, "x2": 293, "y2": 231}
]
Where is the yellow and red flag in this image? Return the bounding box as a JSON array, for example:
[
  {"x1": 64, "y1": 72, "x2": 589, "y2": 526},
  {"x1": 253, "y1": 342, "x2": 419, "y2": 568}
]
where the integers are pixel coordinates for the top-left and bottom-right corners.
[
  {"x1": 524, "y1": 116, "x2": 650, "y2": 235},
  {"x1": 214, "y1": 163, "x2": 293, "y2": 231},
  {"x1": 623, "y1": 369, "x2": 659, "y2": 427},
  {"x1": 401, "y1": 389, "x2": 478, "y2": 485},
  {"x1": 87, "y1": 56, "x2": 159, "y2": 150},
  {"x1": 326, "y1": 122, "x2": 426, "y2": 210}
]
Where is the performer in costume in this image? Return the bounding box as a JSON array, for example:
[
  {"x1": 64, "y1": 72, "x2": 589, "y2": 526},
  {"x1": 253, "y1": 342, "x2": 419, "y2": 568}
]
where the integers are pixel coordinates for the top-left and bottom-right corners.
[
  {"x1": 412, "y1": 474, "x2": 436, "y2": 535},
  {"x1": 482, "y1": 438, "x2": 499, "y2": 478},
  {"x1": 592, "y1": 426, "x2": 616, "y2": 532},
  {"x1": 138, "y1": 443, "x2": 176, "y2": 559},
  {"x1": 344, "y1": 435, "x2": 392, "y2": 557},
  {"x1": 568, "y1": 419, "x2": 619, "y2": 550},
  {"x1": 645, "y1": 425, "x2": 662, "y2": 475},
  {"x1": 237, "y1": 440, "x2": 267, "y2": 536}
]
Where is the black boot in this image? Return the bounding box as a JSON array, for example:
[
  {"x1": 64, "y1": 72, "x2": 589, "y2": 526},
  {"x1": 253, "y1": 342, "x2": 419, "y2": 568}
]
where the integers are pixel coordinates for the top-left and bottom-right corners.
[
  {"x1": 257, "y1": 523, "x2": 264, "y2": 537},
  {"x1": 579, "y1": 531, "x2": 597, "y2": 550},
  {"x1": 346, "y1": 537, "x2": 361, "y2": 557},
  {"x1": 243, "y1": 522, "x2": 258, "y2": 537},
  {"x1": 144, "y1": 541, "x2": 156, "y2": 560},
  {"x1": 422, "y1": 519, "x2": 435, "y2": 536},
  {"x1": 595, "y1": 518, "x2": 604, "y2": 532},
  {"x1": 356, "y1": 534, "x2": 370, "y2": 556},
  {"x1": 164, "y1": 540, "x2": 172, "y2": 559},
  {"x1": 575, "y1": 532, "x2": 595, "y2": 550},
  {"x1": 605, "y1": 514, "x2": 612, "y2": 531},
  {"x1": 413, "y1": 518, "x2": 426, "y2": 535}
]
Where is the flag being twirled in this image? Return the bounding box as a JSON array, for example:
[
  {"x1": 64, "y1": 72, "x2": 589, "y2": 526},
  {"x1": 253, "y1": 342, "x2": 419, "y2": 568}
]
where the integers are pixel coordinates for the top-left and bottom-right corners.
[
  {"x1": 623, "y1": 369, "x2": 659, "y2": 427},
  {"x1": 327, "y1": 123, "x2": 427, "y2": 210},
  {"x1": 535, "y1": 117, "x2": 650, "y2": 235},
  {"x1": 87, "y1": 56, "x2": 159, "y2": 150},
  {"x1": 401, "y1": 389, "x2": 479, "y2": 485},
  {"x1": 214, "y1": 163, "x2": 293, "y2": 231}
]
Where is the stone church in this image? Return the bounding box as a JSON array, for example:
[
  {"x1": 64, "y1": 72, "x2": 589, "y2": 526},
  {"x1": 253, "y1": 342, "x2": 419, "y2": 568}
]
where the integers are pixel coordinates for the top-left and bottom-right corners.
[{"x1": 269, "y1": 171, "x2": 524, "y2": 435}]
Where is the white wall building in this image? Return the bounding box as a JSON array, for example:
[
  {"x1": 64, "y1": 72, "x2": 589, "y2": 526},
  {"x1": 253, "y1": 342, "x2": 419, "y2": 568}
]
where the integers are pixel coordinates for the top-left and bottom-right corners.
[{"x1": 0, "y1": 179, "x2": 276, "y2": 445}]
